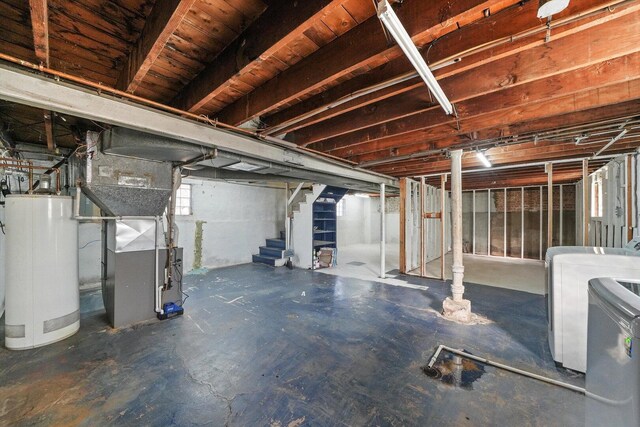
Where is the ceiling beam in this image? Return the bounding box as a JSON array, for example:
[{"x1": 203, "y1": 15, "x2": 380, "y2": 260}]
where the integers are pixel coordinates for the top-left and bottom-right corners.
[
  {"x1": 0, "y1": 64, "x2": 396, "y2": 190},
  {"x1": 215, "y1": 0, "x2": 515, "y2": 126},
  {"x1": 372, "y1": 141, "x2": 640, "y2": 177},
  {"x1": 263, "y1": 0, "x2": 631, "y2": 134},
  {"x1": 315, "y1": 75, "x2": 640, "y2": 161},
  {"x1": 296, "y1": 12, "x2": 640, "y2": 147},
  {"x1": 372, "y1": 139, "x2": 640, "y2": 172},
  {"x1": 28, "y1": 0, "x2": 49, "y2": 66},
  {"x1": 329, "y1": 100, "x2": 640, "y2": 159},
  {"x1": 116, "y1": 0, "x2": 197, "y2": 93},
  {"x1": 171, "y1": 0, "x2": 349, "y2": 113},
  {"x1": 43, "y1": 111, "x2": 55, "y2": 152},
  {"x1": 331, "y1": 77, "x2": 640, "y2": 162},
  {"x1": 343, "y1": 53, "x2": 640, "y2": 163},
  {"x1": 28, "y1": 0, "x2": 56, "y2": 152}
]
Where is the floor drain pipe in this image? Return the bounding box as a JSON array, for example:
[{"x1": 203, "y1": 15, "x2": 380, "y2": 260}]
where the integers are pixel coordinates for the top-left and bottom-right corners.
[{"x1": 428, "y1": 345, "x2": 585, "y2": 394}]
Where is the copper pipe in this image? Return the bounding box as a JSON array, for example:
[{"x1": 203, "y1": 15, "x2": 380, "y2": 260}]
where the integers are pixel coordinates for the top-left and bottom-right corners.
[
  {"x1": 0, "y1": 159, "x2": 62, "y2": 193},
  {"x1": 0, "y1": 52, "x2": 358, "y2": 166},
  {"x1": 28, "y1": 161, "x2": 32, "y2": 194},
  {"x1": 54, "y1": 168, "x2": 61, "y2": 194}
]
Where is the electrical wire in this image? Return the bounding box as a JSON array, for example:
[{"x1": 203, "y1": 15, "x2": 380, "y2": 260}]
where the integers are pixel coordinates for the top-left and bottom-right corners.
[
  {"x1": 173, "y1": 247, "x2": 188, "y2": 307},
  {"x1": 78, "y1": 239, "x2": 100, "y2": 249}
]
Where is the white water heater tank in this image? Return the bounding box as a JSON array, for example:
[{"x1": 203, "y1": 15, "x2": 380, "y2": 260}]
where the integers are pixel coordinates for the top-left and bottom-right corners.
[{"x1": 4, "y1": 195, "x2": 79, "y2": 349}]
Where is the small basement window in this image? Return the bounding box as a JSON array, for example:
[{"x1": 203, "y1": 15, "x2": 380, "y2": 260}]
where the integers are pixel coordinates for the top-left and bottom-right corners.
[{"x1": 176, "y1": 184, "x2": 192, "y2": 215}]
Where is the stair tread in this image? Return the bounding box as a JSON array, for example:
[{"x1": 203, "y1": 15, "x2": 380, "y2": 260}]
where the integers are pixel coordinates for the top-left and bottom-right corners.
[{"x1": 253, "y1": 254, "x2": 280, "y2": 260}]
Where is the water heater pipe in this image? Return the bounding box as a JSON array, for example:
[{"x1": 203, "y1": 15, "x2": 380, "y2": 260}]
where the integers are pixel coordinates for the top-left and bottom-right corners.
[
  {"x1": 154, "y1": 216, "x2": 163, "y2": 315},
  {"x1": 0, "y1": 158, "x2": 61, "y2": 193}
]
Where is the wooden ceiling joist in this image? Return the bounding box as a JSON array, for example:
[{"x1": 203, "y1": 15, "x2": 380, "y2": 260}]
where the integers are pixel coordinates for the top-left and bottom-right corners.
[
  {"x1": 297, "y1": 11, "x2": 640, "y2": 149},
  {"x1": 28, "y1": 0, "x2": 56, "y2": 152},
  {"x1": 318, "y1": 76, "x2": 640, "y2": 163},
  {"x1": 2, "y1": 0, "x2": 640, "y2": 187},
  {"x1": 215, "y1": 0, "x2": 517, "y2": 126},
  {"x1": 28, "y1": 0, "x2": 48, "y2": 66},
  {"x1": 116, "y1": 0, "x2": 197, "y2": 93},
  {"x1": 372, "y1": 140, "x2": 640, "y2": 178},
  {"x1": 171, "y1": 0, "x2": 352, "y2": 114},
  {"x1": 264, "y1": 0, "x2": 635, "y2": 135},
  {"x1": 328, "y1": 100, "x2": 640, "y2": 160}
]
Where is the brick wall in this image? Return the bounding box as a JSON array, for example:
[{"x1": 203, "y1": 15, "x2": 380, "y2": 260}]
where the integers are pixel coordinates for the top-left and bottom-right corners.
[{"x1": 493, "y1": 185, "x2": 576, "y2": 212}]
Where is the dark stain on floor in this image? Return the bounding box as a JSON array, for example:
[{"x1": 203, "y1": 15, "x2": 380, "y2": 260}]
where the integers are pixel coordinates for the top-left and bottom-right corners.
[
  {"x1": 423, "y1": 352, "x2": 486, "y2": 390},
  {"x1": 0, "y1": 263, "x2": 585, "y2": 426}
]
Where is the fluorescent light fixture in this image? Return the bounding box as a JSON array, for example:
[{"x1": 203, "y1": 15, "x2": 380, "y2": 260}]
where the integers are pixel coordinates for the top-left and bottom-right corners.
[
  {"x1": 224, "y1": 161, "x2": 266, "y2": 172},
  {"x1": 476, "y1": 150, "x2": 492, "y2": 168},
  {"x1": 537, "y1": 0, "x2": 570, "y2": 19},
  {"x1": 355, "y1": 193, "x2": 370, "y2": 198},
  {"x1": 377, "y1": 0, "x2": 454, "y2": 115}
]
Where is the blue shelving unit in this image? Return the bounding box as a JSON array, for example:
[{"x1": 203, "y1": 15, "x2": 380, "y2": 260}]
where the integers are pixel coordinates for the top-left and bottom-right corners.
[{"x1": 312, "y1": 186, "x2": 348, "y2": 269}]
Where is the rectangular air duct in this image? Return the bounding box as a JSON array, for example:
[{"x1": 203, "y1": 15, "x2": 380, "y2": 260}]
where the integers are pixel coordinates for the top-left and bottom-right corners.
[{"x1": 79, "y1": 131, "x2": 172, "y2": 216}]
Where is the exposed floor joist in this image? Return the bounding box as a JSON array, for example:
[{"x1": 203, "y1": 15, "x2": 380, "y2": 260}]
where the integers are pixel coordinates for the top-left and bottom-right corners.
[
  {"x1": 116, "y1": 0, "x2": 197, "y2": 93},
  {"x1": 171, "y1": 0, "x2": 356, "y2": 113},
  {"x1": 0, "y1": 0, "x2": 638, "y2": 185},
  {"x1": 216, "y1": 0, "x2": 518, "y2": 126},
  {"x1": 0, "y1": 64, "x2": 396, "y2": 190}
]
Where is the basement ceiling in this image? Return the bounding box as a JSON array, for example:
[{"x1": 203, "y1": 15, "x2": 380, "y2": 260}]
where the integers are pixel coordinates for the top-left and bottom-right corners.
[{"x1": 0, "y1": 0, "x2": 639, "y2": 189}]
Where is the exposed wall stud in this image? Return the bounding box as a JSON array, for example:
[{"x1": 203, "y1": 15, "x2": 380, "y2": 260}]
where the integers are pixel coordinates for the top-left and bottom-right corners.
[
  {"x1": 583, "y1": 159, "x2": 590, "y2": 245},
  {"x1": 546, "y1": 163, "x2": 553, "y2": 249},
  {"x1": 521, "y1": 187, "x2": 525, "y2": 259},
  {"x1": 472, "y1": 189, "x2": 476, "y2": 255}
]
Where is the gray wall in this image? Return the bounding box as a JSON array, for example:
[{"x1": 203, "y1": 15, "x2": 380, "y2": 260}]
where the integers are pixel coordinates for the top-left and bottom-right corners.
[
  {"x1": 77, "y1": 179, "x2": 286, "y2": 285},
  {"x1": 337, "y1": 195, "x2": 400, "y2": 247},
  {"x1": 337, "y1": 195, "x2": 368, "y2": 245},
  {"x1": 175, "y1": 179, "x2": 285, "y2": 271}
]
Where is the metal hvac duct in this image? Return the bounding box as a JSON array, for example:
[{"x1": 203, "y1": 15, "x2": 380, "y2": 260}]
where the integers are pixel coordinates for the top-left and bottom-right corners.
[{"x1": 79, "y1": 131, "x2": 172, "y2": 216}]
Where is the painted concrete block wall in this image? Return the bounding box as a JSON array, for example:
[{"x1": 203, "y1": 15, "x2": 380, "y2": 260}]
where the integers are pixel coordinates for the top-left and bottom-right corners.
[
  {"x1": 337, "y1": 195, "x2": 367, "y2": 245},
  {"x1": 74, "y1": 180, "x2": 286, "y2": 284},
  {"x1": 336, "y1": 195, "x2": 401, "y2": 247},
  {"x1": 175, "y1": 179, "x2": 285, "y2": 271},
  {"x1": 368, "y1": 197, "x2": 400, "y2": 244}
]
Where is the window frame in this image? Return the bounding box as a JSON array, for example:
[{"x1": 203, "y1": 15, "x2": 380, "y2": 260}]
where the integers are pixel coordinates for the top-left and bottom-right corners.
[{"x1": 175, "y1": 183, "x2": 192, "y2": 216}]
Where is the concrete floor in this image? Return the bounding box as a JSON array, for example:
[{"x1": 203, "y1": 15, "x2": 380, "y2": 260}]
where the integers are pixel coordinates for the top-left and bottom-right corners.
[
  {"x1": 0, "y1": 263, "x2": 583, "y2": 426},
  {"x1": 424, "y1": 253, "x2": 546, "y2": 295},
  {"x1": 327, "y1": 244, "x2": 545, "y2": 295}
]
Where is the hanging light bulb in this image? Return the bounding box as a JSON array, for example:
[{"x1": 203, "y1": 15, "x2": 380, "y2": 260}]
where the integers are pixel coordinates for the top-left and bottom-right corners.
[{"x1": 537, "y1": 0, "x2": 570, "y2": 19}]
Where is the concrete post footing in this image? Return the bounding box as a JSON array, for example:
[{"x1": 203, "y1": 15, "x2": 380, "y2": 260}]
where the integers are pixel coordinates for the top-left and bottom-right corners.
[{"x1": 442, "y1": 297, "x2": 472, "y2": 323}]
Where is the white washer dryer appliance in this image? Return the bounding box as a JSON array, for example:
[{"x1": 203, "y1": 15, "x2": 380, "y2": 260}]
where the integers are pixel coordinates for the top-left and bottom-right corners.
[{"x1": 545, "y1": 237, "x2": 640, "y2": 372}]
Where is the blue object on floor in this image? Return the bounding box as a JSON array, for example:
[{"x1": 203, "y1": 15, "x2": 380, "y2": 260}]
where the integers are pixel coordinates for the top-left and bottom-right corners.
[{"x1": 158, "y1": 302, "x2": 184, "y2": 320}]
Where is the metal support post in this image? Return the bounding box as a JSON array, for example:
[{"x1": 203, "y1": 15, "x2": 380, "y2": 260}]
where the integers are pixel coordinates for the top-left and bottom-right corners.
[{"x1": 380, "y1": 183, "x2": 386, "y2": 279}]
